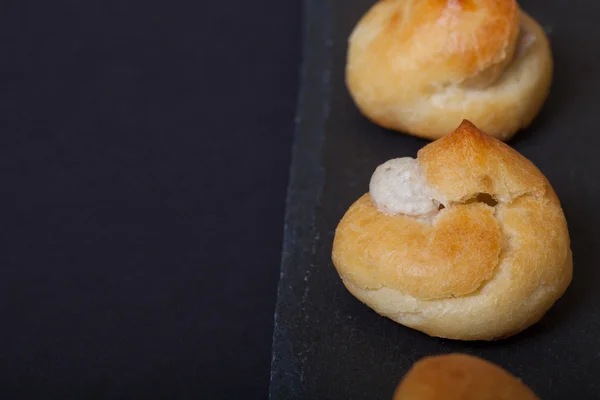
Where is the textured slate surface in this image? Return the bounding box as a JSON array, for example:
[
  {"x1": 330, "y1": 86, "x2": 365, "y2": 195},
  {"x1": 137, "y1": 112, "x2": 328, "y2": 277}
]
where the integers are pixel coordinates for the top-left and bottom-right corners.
[{"x1": 270, "y1": 0, "x2": 600, "y2": 398}]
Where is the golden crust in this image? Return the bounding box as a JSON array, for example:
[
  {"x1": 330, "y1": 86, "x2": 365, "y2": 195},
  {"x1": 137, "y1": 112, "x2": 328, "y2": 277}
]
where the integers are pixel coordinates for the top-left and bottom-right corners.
[
  {"x1": 353, "y1": 0, "x2": 519, "y2": 87},
  {"x1": 393, "y1": 354, "x2": 539, "y2": 400},
  {"x1": 346, "y1": 1, "x2": 552, "y2": 140},
  {"x1": 331, "y1": 121, "x2": 572, "y2": 340},
  {"x1": 417, "y1": 120, "x2": 551, "y2": 202},
  {"x1": 332, "y1": 196, "x2": 502, "y2": 300}
]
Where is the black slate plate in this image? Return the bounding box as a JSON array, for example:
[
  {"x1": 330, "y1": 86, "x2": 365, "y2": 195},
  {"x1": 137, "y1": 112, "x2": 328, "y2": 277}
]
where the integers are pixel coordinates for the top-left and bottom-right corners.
[{"x1": 270, "y1": 0, "x2": 600, "y2": 398}]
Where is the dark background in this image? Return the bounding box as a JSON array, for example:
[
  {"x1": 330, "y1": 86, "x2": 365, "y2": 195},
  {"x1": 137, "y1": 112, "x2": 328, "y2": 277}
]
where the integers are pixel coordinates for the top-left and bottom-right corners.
[{"x1": 0, "y1": 0, "x2": 301, "y2": 398}]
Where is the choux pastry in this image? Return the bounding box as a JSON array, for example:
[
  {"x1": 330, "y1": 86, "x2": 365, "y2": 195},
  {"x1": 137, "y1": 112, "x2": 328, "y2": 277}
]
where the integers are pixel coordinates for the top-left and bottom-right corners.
[
  {"x1": 332, "y1": 120, "x2": 572, "y2": 340},
  {"x1": 346, "y1": 0, "x2": 552, "y2": 141},
  {"x1": 393, "y1": 354, "x2": 539, "y2": 399}
]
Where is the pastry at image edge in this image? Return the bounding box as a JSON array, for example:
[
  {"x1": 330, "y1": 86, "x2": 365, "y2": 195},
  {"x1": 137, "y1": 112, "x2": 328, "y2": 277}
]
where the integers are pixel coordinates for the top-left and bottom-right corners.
[
  {"x1": 331, "y1": 120, "x2": 572, "y2": 340},
  {"x1": 393, "y1": 354, "x2": 539, "y2": 400},
  {"x1": 346, "y1": 0, "x2": 553, "y2": 141}
]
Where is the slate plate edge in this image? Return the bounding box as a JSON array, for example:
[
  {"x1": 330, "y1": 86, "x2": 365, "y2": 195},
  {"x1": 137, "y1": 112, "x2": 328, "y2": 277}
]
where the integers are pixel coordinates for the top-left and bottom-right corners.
[{"x1": 269, "y1": 0, "x2": 334, "y2": 398}]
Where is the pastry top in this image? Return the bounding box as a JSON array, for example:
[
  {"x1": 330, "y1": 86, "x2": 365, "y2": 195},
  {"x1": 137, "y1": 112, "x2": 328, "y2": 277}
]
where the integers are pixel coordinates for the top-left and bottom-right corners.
[
  {"x1": 346, "y1": 0, "x2": 552, "y2": 141},
  {"x1": 393, "y1": 354, "x2": 539, "y2": 400},
  {"x1": 348, "y1": 0, "x2": 520, "y2": 96},
  {"x1": 332, "y1": 121, "x2": 570, "y2": 302},
  {"x1": 418, "y1": 120, "x2": 552, "y2": 203}
]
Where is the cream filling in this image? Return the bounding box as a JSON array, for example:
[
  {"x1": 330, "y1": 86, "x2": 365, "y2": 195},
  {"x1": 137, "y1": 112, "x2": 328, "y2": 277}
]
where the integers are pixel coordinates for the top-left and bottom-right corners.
[{"x1": 369, "y1": 158, "x2": 440, "y2": 216}]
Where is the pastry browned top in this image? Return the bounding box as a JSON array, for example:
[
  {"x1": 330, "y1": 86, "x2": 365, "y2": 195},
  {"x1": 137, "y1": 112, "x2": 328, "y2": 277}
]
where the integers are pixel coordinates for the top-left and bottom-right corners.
[{"x1": 393, "y1": 354, "x2": 539, "y2": 400}]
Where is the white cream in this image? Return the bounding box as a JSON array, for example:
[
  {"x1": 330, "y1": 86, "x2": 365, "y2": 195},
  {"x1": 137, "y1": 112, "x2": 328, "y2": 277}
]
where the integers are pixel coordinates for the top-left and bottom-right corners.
[{"x1": 369, "y1": 158, "x2": 440, "y2": 216}]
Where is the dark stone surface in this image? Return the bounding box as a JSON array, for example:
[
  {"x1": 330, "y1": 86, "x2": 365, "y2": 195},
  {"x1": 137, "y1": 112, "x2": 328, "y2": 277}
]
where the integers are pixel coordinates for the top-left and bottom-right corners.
[
  {"x1": 271, "y1": 0, "x2": 600, "y2": 398},
  {"x1": 0, "y1": 0, "x2": 301, "y2": 398}
]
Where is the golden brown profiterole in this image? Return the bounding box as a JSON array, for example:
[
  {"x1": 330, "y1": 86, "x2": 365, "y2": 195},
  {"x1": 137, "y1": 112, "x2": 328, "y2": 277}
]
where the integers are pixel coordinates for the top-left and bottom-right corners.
[
  {"x1": 393, "y1": 354, "x2": 539, "y2": 400},
  {"x1": 332, "y1": 120, "x2": 572, "y2": 340},
  {"x1": 346, "y1": 0, "x2": 552, "y2": 141}
]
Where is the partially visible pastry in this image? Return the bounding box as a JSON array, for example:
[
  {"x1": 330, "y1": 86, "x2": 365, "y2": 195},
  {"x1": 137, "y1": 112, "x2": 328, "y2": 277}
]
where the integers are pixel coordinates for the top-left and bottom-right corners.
[
  {"x1": 346, "y1": 0, "x2": 552, "y2": 141},
  {"x1": 393, "y1": 354, "x2": 539, "y2": 400},
  {"x1": 332, "y1": 120, "x2": 572, "y2": 340}
]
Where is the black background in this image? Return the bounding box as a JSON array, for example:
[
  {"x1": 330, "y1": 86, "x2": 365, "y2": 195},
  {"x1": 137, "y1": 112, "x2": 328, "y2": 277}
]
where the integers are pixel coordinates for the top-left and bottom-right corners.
[
  {"x1": 271, "y1": 0, "x2": 600, "y2": 399},
  {"x1": 0, "y1": 0, "x2": 301, "y2": 398}
]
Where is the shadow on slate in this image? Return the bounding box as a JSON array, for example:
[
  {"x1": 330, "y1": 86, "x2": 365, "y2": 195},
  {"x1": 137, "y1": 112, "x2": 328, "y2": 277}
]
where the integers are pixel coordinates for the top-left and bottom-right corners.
[{"x1": 270, "y1": 0, "x2": 600, "y2": 398}]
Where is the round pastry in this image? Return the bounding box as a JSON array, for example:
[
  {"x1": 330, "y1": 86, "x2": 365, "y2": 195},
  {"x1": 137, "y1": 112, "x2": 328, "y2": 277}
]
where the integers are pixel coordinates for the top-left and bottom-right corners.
[
  {"x1": 393, "y1": 354, "x2": 538, "y2": 400},
  {"x1": 331, "y1": 120, "x2": 572, "y2": 340},
  {"x1": 346, "y1": 0, "x2": 553, "y2": 141}
]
